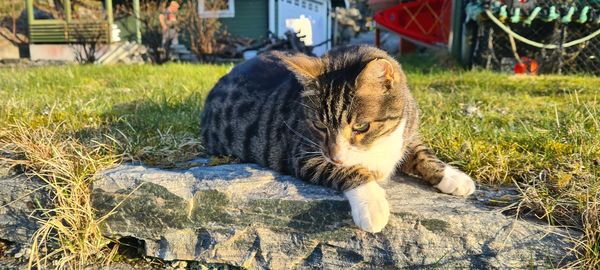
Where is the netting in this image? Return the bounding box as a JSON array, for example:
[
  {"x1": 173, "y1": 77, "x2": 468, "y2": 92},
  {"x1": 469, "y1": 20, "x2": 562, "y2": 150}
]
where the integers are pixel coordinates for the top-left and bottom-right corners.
[{"x1": 469, "y1": 0, "x2": 600, "y2": 75}]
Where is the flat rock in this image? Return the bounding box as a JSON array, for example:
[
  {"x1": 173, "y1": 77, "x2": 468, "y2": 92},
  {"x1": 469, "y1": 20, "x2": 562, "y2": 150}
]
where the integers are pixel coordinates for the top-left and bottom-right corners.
[
  {"x1": 0, "y1": 162, "x2": 48, "y2": 269},
  {"x1": 92, "y1": 160, "x2": 577, "y2": 269},
  {"x1": 0, "y1": 166, "x2": 46, "y2": 246}
]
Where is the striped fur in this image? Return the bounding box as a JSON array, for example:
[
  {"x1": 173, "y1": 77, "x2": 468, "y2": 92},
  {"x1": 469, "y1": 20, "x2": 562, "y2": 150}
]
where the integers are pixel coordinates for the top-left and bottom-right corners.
[{"x1": 201, "y1": 45, "x2": 475, "y2": 231}]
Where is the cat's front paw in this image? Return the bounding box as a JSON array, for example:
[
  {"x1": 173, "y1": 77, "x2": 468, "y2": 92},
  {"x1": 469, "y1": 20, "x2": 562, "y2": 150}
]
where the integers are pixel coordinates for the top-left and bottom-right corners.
[
  {"x1": 344, "y1": 181, "x2": 390, "y2": 233},
  {"x1": 435, "y1": 166, "x2": 476, "y2": 196}
]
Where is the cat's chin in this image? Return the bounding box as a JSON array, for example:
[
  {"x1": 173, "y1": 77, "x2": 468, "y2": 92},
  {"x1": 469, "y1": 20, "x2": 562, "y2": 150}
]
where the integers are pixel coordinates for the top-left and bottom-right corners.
[{"x1": 337, "y1": 119, "x2": 408, "y2": 180}]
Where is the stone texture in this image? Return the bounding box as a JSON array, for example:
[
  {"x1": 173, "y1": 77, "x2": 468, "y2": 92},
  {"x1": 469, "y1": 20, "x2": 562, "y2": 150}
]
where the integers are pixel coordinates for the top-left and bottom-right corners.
[
  {"x1": 0, "y1": 162, "x2": 48, "y2": 269},
  {"x1": 0, "y1": 164, "x2": 46, "y2": 246},
  {"x1": 92, "y1": 159, "x2": 576, "y2": 269}
]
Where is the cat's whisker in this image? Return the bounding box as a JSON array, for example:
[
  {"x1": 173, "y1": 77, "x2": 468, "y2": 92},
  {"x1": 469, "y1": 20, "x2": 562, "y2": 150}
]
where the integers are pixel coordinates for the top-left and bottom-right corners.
[
  {"x1": 283, "y1": 121, "x2": 320, "y2": 148},
  {"x1": 298, "y1": 144, "x2": 322, "y2": 154},
  {"x1": 294, "y1": 147, "x2": 320, "y2": 156},
  {"x1": 305, "y1": 95, "x2": 320, "y2": 109},
  {"x1": 294, "y1": 152, "x2": 322, "y2": 158},
  {"x1": 300, "y1": 151, "x2": 322, "y2": 154},
  {"x1": 294, "y1": 149, "x2": 323, "y2": 156},
  {"x1": 294, "y1": 154, "x2": 321, "y2": 159},
  {"x1": 288, "y1": 152, "x2": 322, "y2": 161},
  {"x1": 295, "y1": 135, "x2": 319, "y2": 146},
  {"x1": 298, "y1": 141, "x2": 321, "y2": 150},
  {"x1": 293, "y1": 101, "x2": 315, "y2": 111}
]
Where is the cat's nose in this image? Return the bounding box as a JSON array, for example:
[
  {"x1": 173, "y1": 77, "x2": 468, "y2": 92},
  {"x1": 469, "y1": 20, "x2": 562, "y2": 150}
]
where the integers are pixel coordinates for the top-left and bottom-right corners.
[
  {"x1": 327, "y1": 144, "x2": 342, "y2": 164},
  {"x1": 330, "y1": 156, "x2": 342, "y2": 164}
]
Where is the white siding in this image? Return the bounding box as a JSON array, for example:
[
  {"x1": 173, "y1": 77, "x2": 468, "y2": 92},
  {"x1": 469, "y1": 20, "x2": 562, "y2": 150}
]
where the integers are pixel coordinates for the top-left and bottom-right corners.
[{"x1": 277, "y1": 0, "x2": 330, "y2": 56}]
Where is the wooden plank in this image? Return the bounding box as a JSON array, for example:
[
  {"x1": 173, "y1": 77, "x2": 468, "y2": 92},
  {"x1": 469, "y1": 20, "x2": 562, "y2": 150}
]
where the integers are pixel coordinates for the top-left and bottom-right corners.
[
  {"x1": 30, "y1": 32, "x2": 66, "y2": 34},
  {"x1": 30, "y1": 31, "x2": 65, "y2": 36},
  {"x1": 31, "y1": 31, "x2": 66, "y2": 34},
  {"x1": 31, "y1": 39, "x2": 67, "y2": 42},
  {"x1": 30, "y1": 20, "x2": 67, "y2": 25},
  {"x1": 67, "y1": 30, "x2": 108, "y2": 33},
  {"x1": 30, "y1": 28, "x2": 65, "y2": 31},
  {"x1": 28, "y1": 0, "x2": 116, "y2": 44},
  {"x1": 30, "y1": 26, "x2": 67, "y2": 30},
  {"x1": 67, "y1": 27, "x2": 103, "y2": 30},
  {"x1": 31, "y1": 30, "x2": 66, "y2": 34},
  {"x1": 65, "y1": 0, "x2": 71, "y2": 22},
  {"x1": 31, "y1": 28, "x2": 67, "y2": 31},
  {"x1": 30, "y1": 34, "x2": 66, "y2": 37},
  {"x1": 29, "y1": 12, "x2": 110, "y2": 44},
  {"x1": 27, "y1": 0, "x2": 33, "y2": 25},
  {"x1": 30, "y1": 37, "x2": 65, "y2": 40}
]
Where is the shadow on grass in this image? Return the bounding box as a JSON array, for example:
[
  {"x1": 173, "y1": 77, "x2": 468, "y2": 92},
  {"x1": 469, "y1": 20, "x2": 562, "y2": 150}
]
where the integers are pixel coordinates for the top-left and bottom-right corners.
[
  {"x1": 396, "y1": 52, "x2": 464, "y2": 74},
  {"x1": 74, "y1": 94, "x2": 207, "y2": 167}
]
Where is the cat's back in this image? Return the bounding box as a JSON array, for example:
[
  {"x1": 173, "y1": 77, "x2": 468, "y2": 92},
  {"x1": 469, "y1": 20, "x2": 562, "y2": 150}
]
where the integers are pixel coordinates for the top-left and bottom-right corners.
[
  {"x1": 205, "y1": 53, "x2": 294, "y2": 101},
  {"x1": 201, "y1": 53, "x2": 304, "y2": 167}
]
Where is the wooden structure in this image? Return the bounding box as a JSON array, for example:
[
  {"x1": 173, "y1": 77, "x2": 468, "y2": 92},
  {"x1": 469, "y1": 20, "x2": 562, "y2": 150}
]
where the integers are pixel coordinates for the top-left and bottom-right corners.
[{"x1": 26, "y1": 0, "x2": 141, "y2": 44}]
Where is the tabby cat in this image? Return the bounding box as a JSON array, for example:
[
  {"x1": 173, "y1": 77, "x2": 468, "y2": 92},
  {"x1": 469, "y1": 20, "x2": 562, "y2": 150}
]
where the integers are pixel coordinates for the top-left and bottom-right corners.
[{"x1": 201, "y1": 45, "x2": 475, "y2": 233}]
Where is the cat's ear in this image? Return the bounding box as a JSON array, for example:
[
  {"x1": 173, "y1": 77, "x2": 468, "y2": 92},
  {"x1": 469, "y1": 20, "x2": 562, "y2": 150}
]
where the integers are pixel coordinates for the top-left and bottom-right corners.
[
  {"x1": 275, "y1": 52, "x2": 324, "y2": 82},
  {"x1": 356, "y1": 58, "x2": 402, "y2": 94}
]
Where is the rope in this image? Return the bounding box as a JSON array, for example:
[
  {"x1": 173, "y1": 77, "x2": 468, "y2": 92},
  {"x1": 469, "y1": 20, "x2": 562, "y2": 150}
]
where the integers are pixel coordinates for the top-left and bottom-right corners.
[
  {"x1": 508, "y1": 28, "x2": 522, "y2": 64},
  {"x1": 484, "y1": 9, "x2": 600, "y2": 49}
]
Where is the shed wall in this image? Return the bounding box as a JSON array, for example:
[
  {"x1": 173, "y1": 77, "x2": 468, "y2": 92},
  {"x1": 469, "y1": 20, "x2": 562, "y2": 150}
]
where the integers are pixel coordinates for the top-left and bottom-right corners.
[{"x1": 220, "y1": 0, "x2": 269, "y2": 40}]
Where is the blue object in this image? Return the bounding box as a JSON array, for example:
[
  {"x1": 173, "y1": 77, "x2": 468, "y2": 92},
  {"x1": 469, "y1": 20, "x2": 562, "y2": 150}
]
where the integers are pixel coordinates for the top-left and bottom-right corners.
[
  {"x1": 547, "y1": 6, "x2": 560, "y2": 22},
  {"x1": 562, "y1": 6, "x2": 575, "y2": 23},
  {"x1": 499, "y1": 5, "x2": 508, "y2": 22},
  {"x1": 465, "y1": 2, "x2": 484, "y2": 23},
  {"x1": 511, "y1": 7, "x2": 521, "y2": 23},
  {"x1": 524, "y1": 7, "x2": 542, "y2": 25},
  {"x1": 490, "y1": 0, "x2": 502, "y2": 10},
  {"x1": 577, "y1": 6, "x2": 590, "y2": 23}
]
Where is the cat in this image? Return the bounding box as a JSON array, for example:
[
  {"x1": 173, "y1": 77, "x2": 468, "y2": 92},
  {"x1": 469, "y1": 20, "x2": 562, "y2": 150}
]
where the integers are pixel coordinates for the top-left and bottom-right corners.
[{"x1": 201, "y1": 45, "x2": 475, "y2": 233}]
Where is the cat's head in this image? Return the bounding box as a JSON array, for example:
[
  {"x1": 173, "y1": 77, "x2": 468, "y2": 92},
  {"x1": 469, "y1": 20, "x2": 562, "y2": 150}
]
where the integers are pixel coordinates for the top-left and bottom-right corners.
[{"x1": 277, "y1": 46, "x2": 412, "y2": 169}]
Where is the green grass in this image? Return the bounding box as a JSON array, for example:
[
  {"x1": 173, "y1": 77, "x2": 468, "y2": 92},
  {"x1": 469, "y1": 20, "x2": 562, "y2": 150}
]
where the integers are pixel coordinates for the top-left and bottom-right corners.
[
  {"x1": 413, "y1": 73, "x2": 600, "y2": 187},
  {"x1": 0, "y1": 64, "x2": 231, "y2": 166},
  {"x1": 0, "y1": 63, "x2": 598, "y2": 268}
]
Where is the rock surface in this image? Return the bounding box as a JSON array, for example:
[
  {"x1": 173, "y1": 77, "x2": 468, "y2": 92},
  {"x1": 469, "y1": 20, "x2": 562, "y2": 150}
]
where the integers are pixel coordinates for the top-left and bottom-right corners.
[
  {"x1": 0, "y1": 162, "x2": 48, "y2": 269},
  {"x1": 92, "y1": 159, "x2": 576, "y2": 269},
  {"x1": 0, "y1": 163, "x2": 47, "y2": 245}
]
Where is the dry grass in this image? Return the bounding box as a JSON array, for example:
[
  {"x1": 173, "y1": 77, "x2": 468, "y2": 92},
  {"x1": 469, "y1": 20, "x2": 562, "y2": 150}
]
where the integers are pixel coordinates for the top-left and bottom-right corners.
[
  {"x1": 105, "y1": 124, "x2": 205, "y2": 168},
  {"x1": 567, "y1": 192, "x2": 600, "y2": 269},
  {"x1": 514, "y1": 179, "x2": 600, "y2": 269},
  {"x1": 0, "y1": 122, "x2": 120, "y2": 269}
]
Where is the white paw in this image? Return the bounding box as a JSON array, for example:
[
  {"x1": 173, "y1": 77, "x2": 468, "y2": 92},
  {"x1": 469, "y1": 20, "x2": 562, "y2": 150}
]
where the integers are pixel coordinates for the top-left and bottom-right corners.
[
  {"x1": 343, "y1": 181, "x2": 390, "y2": 233},
  {"x1": 435, "y1": 166, "x2": 476, "y2": 196}
]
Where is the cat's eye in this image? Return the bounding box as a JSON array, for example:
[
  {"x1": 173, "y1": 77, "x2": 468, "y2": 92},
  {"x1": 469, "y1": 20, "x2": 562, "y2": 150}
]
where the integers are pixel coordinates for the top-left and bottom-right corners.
[
  {"x1": 352, "y1": 123, "x2": 370, "y2": 133},
  {"x1": 313, "y1": 121, "x2": 327, "y2": 131}
]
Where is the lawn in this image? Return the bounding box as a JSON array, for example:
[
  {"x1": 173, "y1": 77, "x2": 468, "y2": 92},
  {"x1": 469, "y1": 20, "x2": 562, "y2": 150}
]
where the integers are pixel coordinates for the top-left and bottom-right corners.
[{"x1": 0, "y1": 63, "x2": 598, "y2": 268}]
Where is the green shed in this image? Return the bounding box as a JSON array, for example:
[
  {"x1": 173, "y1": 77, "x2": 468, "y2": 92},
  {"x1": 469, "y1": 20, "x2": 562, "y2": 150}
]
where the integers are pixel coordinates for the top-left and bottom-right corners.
[{"x1": 220, "y1": 0, "x2": 269, "y2": 40}]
